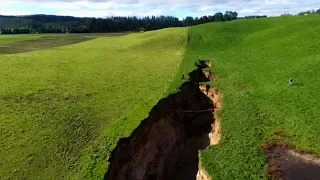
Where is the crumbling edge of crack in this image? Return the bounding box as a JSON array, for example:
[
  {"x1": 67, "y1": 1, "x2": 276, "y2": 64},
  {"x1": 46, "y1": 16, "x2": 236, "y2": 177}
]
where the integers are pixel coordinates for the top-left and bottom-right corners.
[
  {"x1": 196, "y1": 158, "x2": 212, "y2": 180},
  {"x1": 105, "y1": 60, "x2": 222, "y2": 180},
  {"x1": 196, "y1": 80, "x2": 223, "y2": 180}
]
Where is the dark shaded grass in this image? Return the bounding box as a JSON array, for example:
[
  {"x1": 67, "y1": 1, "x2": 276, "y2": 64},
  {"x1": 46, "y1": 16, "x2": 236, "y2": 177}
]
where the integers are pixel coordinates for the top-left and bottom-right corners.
[{"x1": 0, "y1": 36, "x2": 94, "y2": 54}]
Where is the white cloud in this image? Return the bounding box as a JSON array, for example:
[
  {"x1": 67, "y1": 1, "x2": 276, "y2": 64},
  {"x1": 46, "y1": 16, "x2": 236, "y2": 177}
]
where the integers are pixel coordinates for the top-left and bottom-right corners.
[
  {"x1": 1, "y1": 0, "x2": 320, "y2": 18},
  {"x1": 0, "y1": 10, "x2": 33, "y2": 16},
  {"x1": 56, "y1": 8, "x2": 164, "y2": 17},
  {"x1": 39, "y1": 1, "x2": 144, "y2": 10}
]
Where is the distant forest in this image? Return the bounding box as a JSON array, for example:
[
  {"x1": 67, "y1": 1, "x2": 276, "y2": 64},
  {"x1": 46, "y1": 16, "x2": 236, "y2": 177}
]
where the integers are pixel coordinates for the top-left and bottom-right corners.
[{"x1": 0, "y1": 12, "x2": 268, "y2": 34}]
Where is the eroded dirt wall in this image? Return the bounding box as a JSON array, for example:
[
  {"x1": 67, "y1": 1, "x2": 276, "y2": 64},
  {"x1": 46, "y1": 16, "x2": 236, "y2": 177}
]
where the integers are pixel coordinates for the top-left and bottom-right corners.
[{"x1": 105, "y1": 61, "x2": 217, "y2": 180}]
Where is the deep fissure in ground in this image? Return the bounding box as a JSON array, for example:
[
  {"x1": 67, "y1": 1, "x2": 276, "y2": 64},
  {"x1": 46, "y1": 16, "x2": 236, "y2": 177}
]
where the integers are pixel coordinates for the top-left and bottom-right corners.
[{"x1": 105, "y1": 61, "x2": 215, "y2": 180}]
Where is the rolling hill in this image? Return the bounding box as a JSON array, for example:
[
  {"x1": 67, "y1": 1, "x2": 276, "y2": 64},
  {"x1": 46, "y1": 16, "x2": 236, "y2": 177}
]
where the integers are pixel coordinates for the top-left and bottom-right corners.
[{"x1": 1, "y1": 14, "x2": 320, "y2": 180}]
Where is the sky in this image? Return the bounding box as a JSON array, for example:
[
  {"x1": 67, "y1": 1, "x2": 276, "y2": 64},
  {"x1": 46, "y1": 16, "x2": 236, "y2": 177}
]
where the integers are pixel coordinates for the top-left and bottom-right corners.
[{"x1": 0, "y1": 0, "x2": 319, "y2": 19}]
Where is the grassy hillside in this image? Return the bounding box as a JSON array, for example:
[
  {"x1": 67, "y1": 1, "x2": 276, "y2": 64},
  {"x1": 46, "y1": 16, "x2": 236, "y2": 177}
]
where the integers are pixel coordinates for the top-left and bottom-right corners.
[
  {"x1": 2, "y1": 14, "x2": 320, "y2": 180},
  {"x1": 177, "y1": 15, "x2": 320, "y2": 179},
  {"x1": 0, "y1": 28, "x2": 187, "y2": 179}
]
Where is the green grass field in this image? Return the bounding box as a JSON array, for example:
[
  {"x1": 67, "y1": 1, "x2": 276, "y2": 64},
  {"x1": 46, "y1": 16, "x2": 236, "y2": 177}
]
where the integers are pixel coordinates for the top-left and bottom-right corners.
[
  {"x1": 0, "y1": 35, "x2": 42, "y2": 45},
  {"x1": 0, "y1": 29, "x2": 186, "y2": 179},
  {"x1": 1, "y1": 15, "x2": 320, "y2": 180},
  {"x1": 181, "y1": 15, "x2": 320, "y2": 179}
]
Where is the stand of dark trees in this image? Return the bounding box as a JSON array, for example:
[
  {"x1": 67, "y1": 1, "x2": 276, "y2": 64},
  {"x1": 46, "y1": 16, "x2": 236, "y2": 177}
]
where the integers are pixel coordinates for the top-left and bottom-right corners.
[
  {"x1": 0, "y1": 11, "x2": 239, "y2": 34},
  {"x1": 244, "y1": 15, "x2": 267, "y2": 19}
]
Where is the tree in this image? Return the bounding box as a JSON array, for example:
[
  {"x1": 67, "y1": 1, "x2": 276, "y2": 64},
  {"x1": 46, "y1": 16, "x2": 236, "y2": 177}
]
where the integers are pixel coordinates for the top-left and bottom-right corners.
[
  {"x1": 183, "y1": 16, "x2": 194, "y2": 26},
  {"x1": 232, "y1": 11, "x2": 238, "y2": 19},
  {"x1": 194, "y1": 17, "x2": 200, "y2": 25},
  {"x1": 199, "y1": 16, "x2": 209, "y2": 24},
  {"x1": 214, "y1": 12, "x2": 224, "y2": 22},
  {"x1": 225, "y1": 11, "x2": 238, "y2": 20},
  {"x1": 208, "y1": 15, "x2": 215, "y2": 22},
  {"x1": 245, "y1": 15, "x2": 267, "y2": 19},
  {"x1": 223, "y1": 14, "x2": 231, "y2": 21},
  {"x1": 281, "y1": 13, "x2": 293, "y2": 16},
  {"x1": 0, "y1": 12, "x2": 238, "y2": 34},
  {"x1": 298, "y1": 9, "x2": 320, "y2": 15}
]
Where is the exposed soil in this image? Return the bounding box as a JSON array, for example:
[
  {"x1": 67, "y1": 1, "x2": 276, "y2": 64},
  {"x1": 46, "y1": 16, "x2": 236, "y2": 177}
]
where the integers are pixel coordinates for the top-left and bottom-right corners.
[
  {"x1": 105, "y1": 60, "x2": 220, "y2": 180},
  {"x1": 264, "y1": 143, "x2": 320, "y2": 180},
  {"x1": 196, "y1": 81, "x2": 222, "y2": 180},
  {"x1": 196, "y1": 159, "x2": 212, "y2": 180}
]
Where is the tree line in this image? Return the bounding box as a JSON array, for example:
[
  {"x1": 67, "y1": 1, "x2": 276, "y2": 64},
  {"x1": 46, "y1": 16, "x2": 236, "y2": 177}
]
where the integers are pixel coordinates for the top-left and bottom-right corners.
[
  {"x1": 281, "y1": 8, "x2": 320, "y2": 16},
  {"x1": 297, "y1": 9, "x2": 320, "y2": 15},
  {"x1": 0, "y1": 11, "x2": 240, "y2": 34}
]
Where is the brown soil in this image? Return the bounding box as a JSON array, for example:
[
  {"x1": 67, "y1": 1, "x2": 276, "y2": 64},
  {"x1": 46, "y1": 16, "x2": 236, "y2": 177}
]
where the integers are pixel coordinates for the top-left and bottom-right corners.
[
  {"x1": 203, "y1": 71, "x2": 216, "y2": 81},
  {"x1": 105, "y1": 61, "x2": 218, "y2": 180},
  {"x1": 199, "y1": 84, "x2": 222, "y2": 146},
  {"x1": 264, "y1": 143, "x2": 320, "y2": 180},
  {"x1": 196, "y1": 159, "x2": 212, "y2": 180},
  {"x1": 198, "y1": 60, "x2": 212, "y2": 68},
  {"x1": 196, "y1": 84, "x2": 222, "y2": 180}
]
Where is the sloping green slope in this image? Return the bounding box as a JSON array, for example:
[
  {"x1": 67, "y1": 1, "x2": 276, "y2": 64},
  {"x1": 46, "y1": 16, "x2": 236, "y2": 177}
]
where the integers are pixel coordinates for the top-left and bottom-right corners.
[
  {"x1": 0, "y1": 28, "x2": 187, "y2": 179},
  {"x1": 178, "y1": 15, "x2": 320, "y2": 179}
]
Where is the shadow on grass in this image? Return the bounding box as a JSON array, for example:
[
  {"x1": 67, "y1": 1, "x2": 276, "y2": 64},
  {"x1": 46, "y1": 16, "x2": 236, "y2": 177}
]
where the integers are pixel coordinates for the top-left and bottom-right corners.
[{"x1": 0, "y1": 36, "x2": 95, "y2": 54}]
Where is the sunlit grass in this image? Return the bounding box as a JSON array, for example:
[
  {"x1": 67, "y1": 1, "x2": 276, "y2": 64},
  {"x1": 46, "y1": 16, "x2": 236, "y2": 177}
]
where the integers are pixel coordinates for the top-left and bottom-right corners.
[
  {"x1": 0, "y1": 28, "x2": 187, "y2": 179},
  {"x1": 176, "y1": 15, "x2": 320, "y2": 179}
]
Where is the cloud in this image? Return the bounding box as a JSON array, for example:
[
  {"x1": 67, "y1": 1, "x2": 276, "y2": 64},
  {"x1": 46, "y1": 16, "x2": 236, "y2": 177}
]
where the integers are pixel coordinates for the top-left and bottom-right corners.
[
  {"x1": 56, "y1": 8, "x2": 164, "y2": 17},
  {"x1": 1, "y1": 0, "x2": 320, "y2": 18}
]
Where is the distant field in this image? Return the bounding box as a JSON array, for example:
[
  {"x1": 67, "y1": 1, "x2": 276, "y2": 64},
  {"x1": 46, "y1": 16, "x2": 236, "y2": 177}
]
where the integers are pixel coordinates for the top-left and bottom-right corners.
[
  {"x1": 0, "y1": 35, "x2": 96, "y2": 54},
  {"x1": 0, "y1": 29, "x2": 186, "y2": 179},
  {"x1": 0, "y1": 33, "x2": 130, "y2": 54},
  {"x1": 175, "y1": 15, "x2": 320, "y2": 179},
  {"x1": 0, "y1": 35, "x2": 42, "y2": 45}
]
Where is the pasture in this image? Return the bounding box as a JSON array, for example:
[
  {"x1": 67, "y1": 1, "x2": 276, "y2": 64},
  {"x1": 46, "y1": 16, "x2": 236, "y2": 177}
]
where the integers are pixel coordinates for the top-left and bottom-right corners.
[
  {"x1": 1, "y1": 14, "x2": 320, "y2": 180},
  {"x1": 182, "y1": 15, "x2": 320, "y2": 179},
  {"x1": 0, "y1": 29, "x2": 186, "y2": 179}
]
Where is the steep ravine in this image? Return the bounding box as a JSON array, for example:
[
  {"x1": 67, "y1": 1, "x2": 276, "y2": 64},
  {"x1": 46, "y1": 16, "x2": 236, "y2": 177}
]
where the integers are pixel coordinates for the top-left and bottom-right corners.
[{"x1": 105, "y1": 61, "x2": 221, "y2": 180}]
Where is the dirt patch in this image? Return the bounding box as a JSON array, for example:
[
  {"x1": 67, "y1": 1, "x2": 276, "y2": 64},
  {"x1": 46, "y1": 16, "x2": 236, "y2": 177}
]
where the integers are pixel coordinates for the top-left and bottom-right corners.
[
  {"x1": 264, "y1": 143, "x2": 320, "y2": 180},
  {"x1": 105, "y1": 61, "x2": 219, "y2": 180}
]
